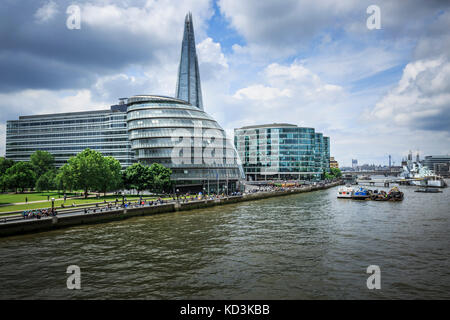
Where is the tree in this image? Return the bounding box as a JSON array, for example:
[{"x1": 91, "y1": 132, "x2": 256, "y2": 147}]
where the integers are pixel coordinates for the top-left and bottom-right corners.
[
  {"x1": 4, "y1": 162, "x2": 36, "y2": 193},
  {"x1": 97, "y1": 156, "x2": 122, "y2": 196},
  {"x1": 35, "y1": 170, "x2": 57, "y2": 192},
  {"x1": 55, "y1": 164, "x2": 75, "y2": 193},
  {"x1": 63, "y1": 149, "x2": 105, "y2": 198},
  {"x1": 123, "y1": 163, "x2": 154, "y2": 194},
  {"x1": 149, "y1": 163, "x2": 173, "y2": 193},
  {"x1": 30, "y1": 150, "x2": 55, "y2": 178},
  {"x1": 330, "y1": 167, "x2": 342, "y2": 178},
  {"x1": 0, "y1": 157, "x2": 14, "y2": 193},
  {"x1": 0, "y1": 157, "x2": 14, "y2": 175}
]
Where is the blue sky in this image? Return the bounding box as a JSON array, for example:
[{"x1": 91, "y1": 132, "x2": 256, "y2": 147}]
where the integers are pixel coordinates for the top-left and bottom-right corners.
[{"x1": 0, "y1": 0, "x2": 449, "y2": 167}]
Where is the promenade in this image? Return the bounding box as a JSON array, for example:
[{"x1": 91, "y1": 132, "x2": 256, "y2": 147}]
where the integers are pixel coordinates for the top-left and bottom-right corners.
[{"x1": 0, "y1": 180, "x2": 342, "y2": 238}]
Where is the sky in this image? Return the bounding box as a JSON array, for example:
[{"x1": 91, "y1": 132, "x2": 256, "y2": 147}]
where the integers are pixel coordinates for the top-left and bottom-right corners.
[{"x1": 0, "y1": 0, "x2": 449, "y2": 167}]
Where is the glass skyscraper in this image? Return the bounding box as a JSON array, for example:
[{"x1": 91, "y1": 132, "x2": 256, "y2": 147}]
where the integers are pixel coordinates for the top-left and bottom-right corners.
[
  {"x1": 234, "y1": 124, "x2": 331, "y2": 181},
  {"x1": 175, "y1": 12, "x2": 203, "y2": 110}
]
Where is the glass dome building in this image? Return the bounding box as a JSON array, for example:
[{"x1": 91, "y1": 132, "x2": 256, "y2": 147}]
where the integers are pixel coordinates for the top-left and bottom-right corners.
[{"x1": 127, "y1": 95, "x2": 244, "y2": 192}]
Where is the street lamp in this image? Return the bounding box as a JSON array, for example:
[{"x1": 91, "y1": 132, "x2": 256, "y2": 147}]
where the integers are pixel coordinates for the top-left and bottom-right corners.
[
  {"x1": 176, "y1": 189, "x2": 180, "y2": 202},
  {"x1": 51, "y1": 198, "x2": 55, "y2": 215}
]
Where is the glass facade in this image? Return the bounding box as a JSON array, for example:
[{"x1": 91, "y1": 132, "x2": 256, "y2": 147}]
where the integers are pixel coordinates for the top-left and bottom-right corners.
[
  {"x1": 127, "y1": 95, "x2": 244, "y2": 187},
  {"x1": 5, "y1": 108, "x2": 133, "y2": 168},
  {"x1": 175, "y1": 12, "x2": 203, "y2": 110},
  {"x1": 234, "y1": 124, "x2": 331, "y2": 181}
]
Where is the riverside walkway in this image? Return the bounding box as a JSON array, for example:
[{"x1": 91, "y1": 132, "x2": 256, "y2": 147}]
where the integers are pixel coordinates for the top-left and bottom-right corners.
[{"x1": 0, "y1": 181, "x2": 342, "y2": 238}]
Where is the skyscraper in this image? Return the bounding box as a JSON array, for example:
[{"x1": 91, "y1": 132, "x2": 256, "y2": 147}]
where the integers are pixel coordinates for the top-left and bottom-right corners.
[{"x1": 175, "y1": 12, "x2": 204, "y2": 110}]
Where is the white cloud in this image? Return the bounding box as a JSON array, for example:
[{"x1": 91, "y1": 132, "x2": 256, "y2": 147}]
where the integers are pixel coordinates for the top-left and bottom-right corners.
[
  {"x1": 197, "y1": 37, "x2": 229, "y2": 69},
  {"x1": 81, "y1": 0, "x2": 212, "y2": 39},
  {"x1": 232, "y1": 62, "x2": 343, "y2": 103},
  {"x1": 34, "y1": 1, "x2": 58, "y2": 23},
  {"x1": 234, "y1": 85, "x2": 291, "y2": 101},
  {"x1": 367, "y1": 56, "x2": 450, "y2": 131}
]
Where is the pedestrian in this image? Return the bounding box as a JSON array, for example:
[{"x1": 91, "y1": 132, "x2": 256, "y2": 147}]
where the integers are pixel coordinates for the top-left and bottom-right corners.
[{"x1": 25, "y1": 196, "x2": 28, "y2": 203}]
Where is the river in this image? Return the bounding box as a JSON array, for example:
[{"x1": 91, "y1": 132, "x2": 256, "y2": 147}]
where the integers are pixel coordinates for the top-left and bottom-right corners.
[{"x1": 0, "y1": 183, "x2": 449, "y2": 299}]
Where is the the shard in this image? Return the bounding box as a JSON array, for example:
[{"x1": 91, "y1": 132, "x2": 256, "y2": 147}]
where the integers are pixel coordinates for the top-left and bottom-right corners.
[{"x1": 175, "y1": 12, "x2": 204, "y2": 110}]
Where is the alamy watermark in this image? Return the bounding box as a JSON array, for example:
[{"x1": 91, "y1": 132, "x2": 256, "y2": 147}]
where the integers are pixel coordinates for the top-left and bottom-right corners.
[
  {"x1": 66, "y1": 265, "x2": 81, "y2": 289},
  {"x1": 66, "y1": 5, "x2": 81, "y2": 30},
  {"x1": 366, "y1": 265, "x2": 381, "y2": 289},
  {"x1": 170, "y1": 121, "x2": 241, "y2": 166},
  {"x1": 367, "y1": 5, "x2": 381, "y2": 30}
]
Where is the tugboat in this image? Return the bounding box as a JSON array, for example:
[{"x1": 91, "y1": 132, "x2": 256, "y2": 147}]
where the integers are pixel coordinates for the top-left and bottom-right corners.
[
  {"x1": 371, "y1": 190, "x2": 389, "y2": 201},
  {"x1": 337, "y1": 185, "x2": 354, "y2": 198},
  {"x1": 352, "y1": 187, "x2": 370, "y2": 200},
  {"x1": 387, "y1": 186, "x2": 404, "y2": 201}
]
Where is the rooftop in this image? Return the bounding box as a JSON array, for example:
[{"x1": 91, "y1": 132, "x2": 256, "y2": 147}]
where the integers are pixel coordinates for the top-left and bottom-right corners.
[
  {"x1": 237, "y1": 123, "x2": 298, "y2": 130},
  {"x1": 127, "y1": 95, "x2": 191, "y2": 106}
]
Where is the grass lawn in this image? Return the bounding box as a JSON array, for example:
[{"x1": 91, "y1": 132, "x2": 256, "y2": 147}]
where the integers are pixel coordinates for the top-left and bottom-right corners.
[
  {"x1": 0, "y1": 195, "x2": 153, "y2": 213},
  {"x1": 0, "y1": 191, "x2": 87, "y2": 205},
  {"x1": 0, "y1": 195, "x2": 200, "y2": 214}
]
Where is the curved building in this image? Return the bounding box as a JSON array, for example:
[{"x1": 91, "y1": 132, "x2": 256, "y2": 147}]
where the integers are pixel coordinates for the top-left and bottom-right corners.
[{"x1": 127, "y1": 95, "x2": 244, "y2": 192}]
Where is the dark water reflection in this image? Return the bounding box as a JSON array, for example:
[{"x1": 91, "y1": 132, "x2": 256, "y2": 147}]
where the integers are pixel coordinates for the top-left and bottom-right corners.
[{"x1": 0, "y1": 185, "x2": 449, "y2": 299}]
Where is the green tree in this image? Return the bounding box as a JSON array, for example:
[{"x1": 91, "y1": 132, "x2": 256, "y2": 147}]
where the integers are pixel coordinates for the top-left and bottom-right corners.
[
  {"x1": 64, "y1": 149, "x2": 105, "y2": 198},
  {"x1": 4, "y1": 162, "x2": 36, "y2": 193},
  {"x1": 123, "y1": 162, "x2": 154, "y2": 194},
  {"x1": 97, "y1": 156, "x2": 122, "y2": 196},
  {"x1": 55, "y1": 164, "x2": 75, "y2": 193},
  {"x1": 30, "y1": 150, "x2": 55, "y2": 178},
  {"x1": 149, "y1": 163, "x2": 173, "y2": 193},
  {"x1": 35, "y1": 170, "x2": 57, "y2": 192},
  {"x1": 0, "y1": 157, "x2": 14, "y2": 175},
  {"x1": 0, "y1": 157, "x2": 14, "y2": 192},
  {"x1": 330, "y1": 167, "x2": 342, "y2": 178}
]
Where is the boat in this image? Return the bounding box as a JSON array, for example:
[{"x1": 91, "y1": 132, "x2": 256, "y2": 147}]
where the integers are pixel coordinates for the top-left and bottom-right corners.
[
  {"x1": 370, "y1": 190, "x2": 389, "y2": 201},
  {"x1": 387, "y1": 186, "x2": 404, "y2": 201},
  {"x1": 360, "y1": 175, "x2": 372, "y2": 180},
  {"x1": 352, "y1": 187, "x2": 370, "y2": 200},
  {"x1": 337, "y1": 185, "x2": 354, "y2": 198},
  {"x1": 414, "y1": 188, "x2": 443, "y2": 193},
  {"x1": 400, "y1": 158, "x2": 447, "y2": 188}
]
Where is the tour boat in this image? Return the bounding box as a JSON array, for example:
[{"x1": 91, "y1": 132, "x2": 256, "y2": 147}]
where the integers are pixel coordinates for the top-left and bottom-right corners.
[
  {"x1": 337, "y1": 186, "x2": 354, "y2": 198},
  {"x1": 352, "y1": 187, "x2": 370, "y2": 200}
]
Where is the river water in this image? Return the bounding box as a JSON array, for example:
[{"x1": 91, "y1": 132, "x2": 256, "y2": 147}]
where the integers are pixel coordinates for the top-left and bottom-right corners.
[{"x1": 0, "y1": 184, "x2": 449, "y2": 299}]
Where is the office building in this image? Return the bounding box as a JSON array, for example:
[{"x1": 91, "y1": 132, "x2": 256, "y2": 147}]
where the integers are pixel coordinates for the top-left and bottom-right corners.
[
  {"x1": 423, "y1": 155, "x2": 450, "y2": 178},
  {"x1": 330, "y1": 157, "x2": 339, "y2": 168},
  {"x1": 6, "y1": 104, "x2": 133, "y2": 168},
  {"x1": 234, "y1": 123, "x2": 331, "y2": 181}
]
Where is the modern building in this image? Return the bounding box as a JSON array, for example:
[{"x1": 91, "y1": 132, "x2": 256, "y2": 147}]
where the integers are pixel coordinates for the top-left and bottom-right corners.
[
  {"x1": 5, "y1": 104, "x2": 133, "y2": 168},
  {"x1": 175, "y1": 12, "x2": 203, "y2": 111},
  {"x1": 423, "y1": 155, "x2": 450, "y2": 178},
  {"x1": 127, "y1": 94, "x2": 244, "y2": 192},
  {"x1": 5, "y1": 13, "x2": 244, "y2": 192},
  {"x1": 330, "y1": 157, "x2": 339, "y2": 168},
  {"x1": 234, "y1": 123, "x2": 331, "y2": 181}
]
